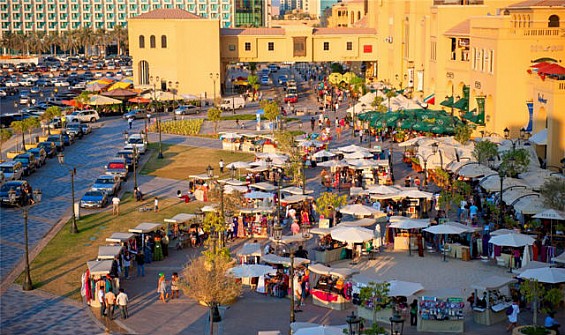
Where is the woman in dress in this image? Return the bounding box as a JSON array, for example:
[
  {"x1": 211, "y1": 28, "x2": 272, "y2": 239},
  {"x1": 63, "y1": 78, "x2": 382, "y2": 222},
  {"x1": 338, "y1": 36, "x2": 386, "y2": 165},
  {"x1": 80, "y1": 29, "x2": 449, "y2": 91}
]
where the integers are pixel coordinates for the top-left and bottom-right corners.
[{"x1": 157, "y1": 273, "x2": 167, "y2": 303}]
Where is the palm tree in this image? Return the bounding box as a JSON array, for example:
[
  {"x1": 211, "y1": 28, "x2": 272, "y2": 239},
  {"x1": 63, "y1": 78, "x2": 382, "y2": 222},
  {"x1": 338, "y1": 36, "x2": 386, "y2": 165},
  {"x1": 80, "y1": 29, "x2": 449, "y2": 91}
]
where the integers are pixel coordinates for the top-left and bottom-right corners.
[
  {"x1": 110, "y1": 25, "x2": 128, "y2": 55},
  {"x1": 94, "y1": 29, "x2": 108, "y2": 56},
  {"x1": 77, "y1": 27, "x2": 95, "y2": 56},
  {"x1": 44, "y1": 33, "x2": 59, "y2": 55}
]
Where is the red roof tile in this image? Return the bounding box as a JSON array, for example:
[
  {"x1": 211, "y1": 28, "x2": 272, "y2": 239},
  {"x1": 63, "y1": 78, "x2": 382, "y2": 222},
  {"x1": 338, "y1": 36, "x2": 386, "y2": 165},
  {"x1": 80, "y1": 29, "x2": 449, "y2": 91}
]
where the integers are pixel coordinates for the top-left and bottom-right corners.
[
  {"x1": 130, "y1": 9, "x2": 201, "y2": 20},
  {"x1": 220, "y1": 28, "x2": 286, "y2": 36}
]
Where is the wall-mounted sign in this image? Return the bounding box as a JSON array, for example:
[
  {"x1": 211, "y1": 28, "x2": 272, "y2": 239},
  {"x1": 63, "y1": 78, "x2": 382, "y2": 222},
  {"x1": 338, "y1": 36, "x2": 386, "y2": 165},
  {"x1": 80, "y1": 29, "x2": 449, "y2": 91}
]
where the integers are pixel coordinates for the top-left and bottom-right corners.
[{"x1": 474, "y1": 81, "x2": 481, "y2": 89}]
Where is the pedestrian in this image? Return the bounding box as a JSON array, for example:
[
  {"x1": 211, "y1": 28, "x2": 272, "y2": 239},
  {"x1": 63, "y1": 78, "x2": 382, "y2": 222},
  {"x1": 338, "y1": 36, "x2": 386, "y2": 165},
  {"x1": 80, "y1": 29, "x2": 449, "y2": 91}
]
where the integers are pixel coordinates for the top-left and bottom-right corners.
[
  {"x1": 506, "y1": 300, "x2": 520, "y2": 332},
  {"x1": 158, "y1": 272, "x2": 167, "y2": 303},
  {"x1": 171, "y1": 272, "x2": 180, "y2": 299},
  {"x1": 112, "y1": 195, "x2": 120, "y2": 215},
  {"x1": 544, "y1": 312, "x2": 561, "y2": 335},
  {"x1": 154, "y1": 196, "x2": 159, "y2": 212},
  {"x1": 410, "y1": 299, "x2": 418, "y2": 326},
  {"x1": 359, "y1": 129, "x2": 364, "y2": 143},
  {"x1": 219, "y1": 159, "x2": 224, "y2": 173},
  {"x1": 105, "y1": 289, "x2": 116, "y2": 320},
  {"x1": 136, "y1": 251, "x2": 145, "y2": 277},
  {"x1": 98, "y1": 284, "x2": 106, "y2": 317},
  {"x1": 310, "y1": 117, "x2": 315, "y2": 131},
  {"x1": 128, "y1": 118, "x2": 133, "y2": 129},
  {"x1": 116, "y1": 288, "x2": 129, "y2": 319},
  {"x1": 291, "y1": 220, "x2": 300, "y2": 235},
  {"x1": 513, "y1": 248, "x2": 522, "y2": 269},
  {"x1": 122, "y1": 251, "x2": 131, "y2": 279}
]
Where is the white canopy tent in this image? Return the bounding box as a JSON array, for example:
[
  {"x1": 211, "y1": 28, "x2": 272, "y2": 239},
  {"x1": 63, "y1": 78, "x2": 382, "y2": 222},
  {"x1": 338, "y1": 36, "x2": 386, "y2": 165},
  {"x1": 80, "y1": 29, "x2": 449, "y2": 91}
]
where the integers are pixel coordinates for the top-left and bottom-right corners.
[
  {"x1": 308, "y1": 263, "x2": 359, "y2": 278},
  {"x1": 261, "y1": 254, "x2": 310, "y2": 267},
  {"x1": 97, "y1": 245, "x2": 123, "y2": 260},
  {"x1": 164, "y1": 213, "x2": 198, "y2": 224},
  {"x1": 105, "y1": 232, "x2": 135, "y2": 244}
]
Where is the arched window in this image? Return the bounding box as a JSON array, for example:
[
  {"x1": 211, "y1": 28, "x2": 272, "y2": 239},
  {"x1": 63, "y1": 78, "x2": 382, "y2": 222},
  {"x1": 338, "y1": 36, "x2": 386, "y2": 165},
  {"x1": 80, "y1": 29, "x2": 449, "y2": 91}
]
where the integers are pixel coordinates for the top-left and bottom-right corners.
[
  {"x1": 138, "y1": 60, "x2": 149, "y2": 85},
  {"x1": 161, "y1": 35, "x2": 167, "y2": 48},
  {"x1": 139, "y1": 35, "x2": 145, "y2": 48},
  {"x1": 150, "y1": 35, "x2": 156, "y2": 48},
  {"x1": 548, "y1": 14, "x2": 560, "y2": 27},
  {"x1": 350, "y1": 11, "x2": 354, "y2": 24},
  {"x1": 358, "y1": 11, "x2": 361, "y2": 20}
]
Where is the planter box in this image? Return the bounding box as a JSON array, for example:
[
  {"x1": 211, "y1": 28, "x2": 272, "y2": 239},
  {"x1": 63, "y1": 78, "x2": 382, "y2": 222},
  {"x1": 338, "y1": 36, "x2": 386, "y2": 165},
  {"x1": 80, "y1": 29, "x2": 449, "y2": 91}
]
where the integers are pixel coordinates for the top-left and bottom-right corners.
[
  {"x1": 512, "y1": 326, "x2": 556, "y2": 335},
  {"x1": 6, "y1": 151, "x2": 25, "y2": 159},
  {"x1": 38, "y1": 136, "x2": 49, "y2": 142}
]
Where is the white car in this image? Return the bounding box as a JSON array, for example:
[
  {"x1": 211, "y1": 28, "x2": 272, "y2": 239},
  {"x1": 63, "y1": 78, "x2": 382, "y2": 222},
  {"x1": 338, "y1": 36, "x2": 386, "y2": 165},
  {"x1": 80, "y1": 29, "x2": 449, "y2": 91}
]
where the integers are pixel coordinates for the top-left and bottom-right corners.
[
  {"x1": 66, "y1": 110, "x2": 100, "y2": 123},
  {"x1": 125, "y1": 134, "x2": 147, "y2": 154},
  {"x1": 54, "y1": 80, "x2": 70, "y2": 87},
  {"x1": 5, "y1": 81, "x2": 19, "y2": 87}
]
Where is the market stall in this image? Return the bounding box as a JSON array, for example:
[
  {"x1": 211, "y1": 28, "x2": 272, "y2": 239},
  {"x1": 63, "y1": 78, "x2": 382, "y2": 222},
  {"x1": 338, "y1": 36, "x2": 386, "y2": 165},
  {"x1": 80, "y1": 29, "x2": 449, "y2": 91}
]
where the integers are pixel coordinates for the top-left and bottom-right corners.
[
  {"x1": 105, "y1": 232, "x2": 136, "y2": 245},
  {"x1": 128, "y1": 222, "x2": 163, "y2": 248},
  {"x1": 97, "y1": 245, "x2": 123, "y2": 260},
  {"x1": 308, "y1": 263, "x2": 359, "y2": 310},
  {"x1": 471, "y1": 275, "x2": 517, "y2": 326},
  {"x1": 85, "y1": 260, "x2": 119, "y2": 308},
  {"x1": 312, "y1": 239, "x2": 347, "y2": 264},
  {"x1": 417, "y1": 290, "x2": 465, "y2": 333},
  {"x1": 237, "y1": 242, "x2": 262, "y2": 264},
  {"x1": 164, "y1": 213, "x2": 201, "y2": 248}
]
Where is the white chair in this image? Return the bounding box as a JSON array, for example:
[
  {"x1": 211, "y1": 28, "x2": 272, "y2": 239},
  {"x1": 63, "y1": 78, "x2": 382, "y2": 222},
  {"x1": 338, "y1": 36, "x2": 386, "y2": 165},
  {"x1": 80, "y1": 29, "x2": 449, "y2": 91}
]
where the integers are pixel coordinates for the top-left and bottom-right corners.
[{"x1": 496, "y1": 256, "x2": 507, "y2": 267}]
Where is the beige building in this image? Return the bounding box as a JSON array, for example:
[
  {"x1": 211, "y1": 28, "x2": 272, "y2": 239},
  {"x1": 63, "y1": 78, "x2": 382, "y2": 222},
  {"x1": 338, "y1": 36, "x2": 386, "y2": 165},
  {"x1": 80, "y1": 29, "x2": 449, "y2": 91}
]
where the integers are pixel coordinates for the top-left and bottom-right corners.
[{"x1": 327, "y1": 0, "x2": 367, "y2": 28}]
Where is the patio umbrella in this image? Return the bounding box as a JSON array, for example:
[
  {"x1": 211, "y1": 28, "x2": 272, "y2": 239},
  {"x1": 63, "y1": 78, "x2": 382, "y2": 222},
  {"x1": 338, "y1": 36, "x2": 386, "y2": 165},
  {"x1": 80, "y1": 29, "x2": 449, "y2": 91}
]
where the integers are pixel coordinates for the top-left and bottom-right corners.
[
  {"x1": 399, "y1": 189, "x2": 434, "y2": 199},
  {"x1": 343, "y1": 151, "x2": 373, "y2": 159},
  {"x1": 390, "y1": 219, "x2": 430, "y2": 255},
  {"x1": 317, "y1": 160, "x2": 349, "y2": 168},
  {"x1": 201, "y1": 205, "x2": 217, "y2": 212},
  {"x1": 518, "y1": 267, "x2": 565, "y2": 284},
  {"x1": 339, "y1": 204, "x2": 382, "y2": 216},
  {"x1": 85, "y1": 82, "x2": 109, "y2": 92},
  {"x1": 128, "y1": 97, "x2": 151, "y2": 104},
  {"x1": 553, "y1": 252, "x2": 565, "y2": 264},
  {"x1": 366, "y1": 185, "x2": 400, "y2": 195},
  {"x1": 424, "y1": 224, "x2": 469, "y2": 261},
  {"x1": 226, "y1": 161, "x2": 251, "y2": 169},
  {"x1": 490, "y1": 229, "x2": 518, "y2": 236},
  {"x1": 489, "y1": 233, "x2": 535, "y2": 247},
  {"x1": 281, "y1": 186, "x2": 314, "y2": 195},
  {"x1": 312, "y1": 150, "x2": 336, "y2": 159},
  {"x1": 227, "y1": 264, "x2": 276, "y2": 278},
  {"x1": 88, "y1": 95, "x2": 122, "y2": 106},
  {"x1": 338, "y1": 144, "x2": 367, "y2": 153},
  {"x1": 102, "y1": 88, "x2": 137, "y2": 99},
  {"x1": 388, "y1": 280, "x2": 425, "y2": 297},
  {"x1": 340, "y1": 218, "x2": 376, "y2": 227},
  {"x1": 331, "y1": 226, "x2": 374, "y2": 243},
  {"x1": 290, "y1": 322, "x2": 320, "y2": 333},
  {"x1": 294, "y1": 325, "x2": 345, "y2": 335},
  {"x1": 533, "y1": 209, "x2": 565, "y2": 244}
]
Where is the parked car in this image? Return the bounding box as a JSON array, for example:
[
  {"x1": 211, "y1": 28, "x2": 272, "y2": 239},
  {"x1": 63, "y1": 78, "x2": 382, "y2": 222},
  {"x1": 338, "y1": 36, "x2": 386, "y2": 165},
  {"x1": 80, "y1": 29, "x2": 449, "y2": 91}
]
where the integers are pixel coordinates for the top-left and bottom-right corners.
[
  {"x1": 46, "y1": 134, "x2": 64, "y2": 152},
  {"x1": 13, "y1": 153, "x2": 37, "y2": 176},
  {"x1": 27, "y1": 147, "x2": 47, "y2": 167},
  {"x1": 123, "y1": 109, "x2": 147, "y2": 120},
  {"x1": 37, "y1": 141, "x2": 57, "y2": 158},
  {"x1": 60, "y1": 131, "x2": 75, "y2": 146},
  {"x1": 79, "y1": 123, "x2": 92, "y2": 134},
  {"x1": 65, "y1": 123, "x2": 84, "y2": 139},
  {"x1": 80, "y1": 190, "x2": 108, "y2": 209},
  {"x1": 105, "y1": 157, "x2": 128, "y2": 180},
  {"x1": 0, "y1": 161, "x2": 23, "y2": 180},
  {"x1": 174, "y1": 105, "x2": 198, "y2": 115},
  {"x1": 125, "y1": 134, "x2": 147, "y2": 154},
  {"x1": 0, "y1": 180, "x2": 30, "y2": 207},
  {"x1": 284, "y1": 94, "x2": 298, "y2": 103},
  {"x1": 91, "y1": 175, "x2": 121, "y2": 196},
  {"x1": 278, "y1": 75, "x2": 288, "y2": 85},
  {"x1": 66, "y1": 110, "x2": 100, "y2": 123}
]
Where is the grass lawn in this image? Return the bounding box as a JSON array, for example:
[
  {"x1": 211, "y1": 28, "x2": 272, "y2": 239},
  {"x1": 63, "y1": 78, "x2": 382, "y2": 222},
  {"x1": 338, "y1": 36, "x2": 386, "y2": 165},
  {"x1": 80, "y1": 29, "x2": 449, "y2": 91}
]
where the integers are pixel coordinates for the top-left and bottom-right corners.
[
  {"x1": 20, "y1": 194, "x2": 202, "y2": 301},
  {"x1": 141, "y1": 143, "x2": 255, "y2": 180}
]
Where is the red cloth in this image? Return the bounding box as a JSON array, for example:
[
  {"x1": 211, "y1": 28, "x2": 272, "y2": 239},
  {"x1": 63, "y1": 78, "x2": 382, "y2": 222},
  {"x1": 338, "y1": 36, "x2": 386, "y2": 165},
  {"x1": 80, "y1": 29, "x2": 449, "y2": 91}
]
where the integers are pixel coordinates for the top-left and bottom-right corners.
[{"x1": 311, "y1": 289, "x2": 339, "y2": 302}]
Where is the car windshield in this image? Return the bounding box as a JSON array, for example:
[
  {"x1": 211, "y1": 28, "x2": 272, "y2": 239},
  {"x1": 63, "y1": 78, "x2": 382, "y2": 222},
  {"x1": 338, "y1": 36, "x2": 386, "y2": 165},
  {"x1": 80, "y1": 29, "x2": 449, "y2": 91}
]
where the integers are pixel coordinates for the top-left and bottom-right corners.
[
  {"x1": 67, "y1": 124, "x2": 79, "y2": 129},
  {"x1": 128, "y1": 138, "x2": 143, "y2": 144},
  {"x1": 0, "y1": 167, "x2": 13, "y2": 173},
  {"x1": 85, "y1": 191, "x2": 103, "y2": 197},
  {"x1": 14, "y1": 157, "x2": 29, "y2": 163},
  {"x1": 95, "y1": 178, "x2": 113, "y2": 184}
]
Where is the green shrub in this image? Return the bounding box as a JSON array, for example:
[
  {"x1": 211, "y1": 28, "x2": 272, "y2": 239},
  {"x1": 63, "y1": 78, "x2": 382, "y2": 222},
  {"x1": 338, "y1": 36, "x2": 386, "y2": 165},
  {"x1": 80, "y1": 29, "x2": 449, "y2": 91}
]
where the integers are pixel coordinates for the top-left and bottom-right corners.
[{"x1": 149, "y1": 119, "x2": 203, "y2": 136}]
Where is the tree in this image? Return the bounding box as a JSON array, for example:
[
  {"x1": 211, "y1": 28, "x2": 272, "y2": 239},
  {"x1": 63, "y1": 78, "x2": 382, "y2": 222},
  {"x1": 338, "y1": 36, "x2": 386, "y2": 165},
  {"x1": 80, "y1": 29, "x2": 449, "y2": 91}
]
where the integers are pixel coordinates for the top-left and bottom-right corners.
[
  {"x1": 274, "y1": 131, "x2": 303, "y2": 185},
  {"x1": 385, "y1": 90, "x2": 397, "y2": 112},
  {"x1": 40, "y1": 106, "x2": 62, "y2": 135},
  {"x1": 358, "y1": 281, "x2": 391, "y2": 327},
  {"x1": 0, "y1": 129, "x2": 13, "y2": 161},
  {"x1": 261, "y1": 100, "x2": 280, "y2": 134},
  {"x1": 248, "y1": 62, "x2": 257, "y2": 75},
  {"x1": 23, "y1": 118, "x2": 40, "y2": 145},
  {"x1": 330, "y1": 62, "x2": 344, "y2": 74},
  {"x1": 500, "y1": 148, "x2": 530, "y2": 177},
  {"x1": 454, "y1": 123, "x2": 474, "y2": 144},
  {"x1": 520, "y1": 279, "x2": 562, "y2": 326},
  {"x1": 10, "y1": 120, "x2": 28, "y2": 151},
  {"x1": 110, "y1": 25, "x2": 128, "y2": 55},
  {"x1": 316, "y1": 192, "x2": 347, "y2": 221},
  {"x1": 472, "y1": 140, "x2": 498, "y2": 165},
  {"x1": 181, "y1": 255, "x2": 241, "y2": 335},
  {"x1": 371, "y1": 96, "x2": 384, "y2": 108},
  {"x1": 207, "y1": 107, "x2": 222, "y2": 134},
  {"x1": 540, "y1": 177, "x2": 565, "y2": 211}
]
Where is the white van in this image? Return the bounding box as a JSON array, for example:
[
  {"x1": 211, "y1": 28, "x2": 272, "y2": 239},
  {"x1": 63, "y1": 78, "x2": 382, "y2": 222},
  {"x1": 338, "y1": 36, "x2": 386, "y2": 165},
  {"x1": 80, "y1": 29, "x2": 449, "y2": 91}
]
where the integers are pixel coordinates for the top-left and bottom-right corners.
[
  {"x1": 220, "y1": 97, "x2": 245, "y2": 111},
  {"x1": 125, "y1": 134, "x2": 147, "y2": 154}
]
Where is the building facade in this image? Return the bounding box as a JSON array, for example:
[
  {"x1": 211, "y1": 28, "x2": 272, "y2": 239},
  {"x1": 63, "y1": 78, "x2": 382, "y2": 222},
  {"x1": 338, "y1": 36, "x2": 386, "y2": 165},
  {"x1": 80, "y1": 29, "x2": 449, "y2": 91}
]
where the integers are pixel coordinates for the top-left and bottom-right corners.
[
  {"x1": 0, "y1": 0, "x2": 235, "y2": 36},
  {"x1": 234, "y1": 0, "x2": 272, "y2": 27},
  {"x1": 326, "y1": 0, "x2": 367, "y2": 28}
]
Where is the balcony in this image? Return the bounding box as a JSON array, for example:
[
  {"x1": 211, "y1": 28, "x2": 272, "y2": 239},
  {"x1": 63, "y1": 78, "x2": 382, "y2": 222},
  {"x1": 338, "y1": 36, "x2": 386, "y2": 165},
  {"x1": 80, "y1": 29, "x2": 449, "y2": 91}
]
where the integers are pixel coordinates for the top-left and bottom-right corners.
[{"x1": 434, "y1": 0, "x2": 483, "y2": 4}]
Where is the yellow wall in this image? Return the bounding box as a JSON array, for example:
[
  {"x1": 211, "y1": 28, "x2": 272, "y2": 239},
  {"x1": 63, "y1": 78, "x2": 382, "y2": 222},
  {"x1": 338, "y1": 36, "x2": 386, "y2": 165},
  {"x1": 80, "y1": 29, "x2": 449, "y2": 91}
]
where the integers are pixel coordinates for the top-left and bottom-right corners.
[
  {"x1": 327, "y1": 1, "x2": 366, "y2": 28},
  {"x1": 128, "y1": 18, "x2": 221, "y2": 99}
]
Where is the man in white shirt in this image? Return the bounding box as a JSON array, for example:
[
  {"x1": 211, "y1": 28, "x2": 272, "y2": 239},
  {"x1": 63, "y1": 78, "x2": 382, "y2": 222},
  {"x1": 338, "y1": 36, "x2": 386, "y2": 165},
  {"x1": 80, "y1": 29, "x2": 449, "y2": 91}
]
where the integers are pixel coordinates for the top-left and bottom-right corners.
[
  {"x1": 112, "y1": 196, "x2": 120, "y2": 215},
  {"x1": 372, "y1": 201, "x2": 381, "y2": 212},
  {"x1": 116, "y1": 288, "x2": 129, "y2": 319}
]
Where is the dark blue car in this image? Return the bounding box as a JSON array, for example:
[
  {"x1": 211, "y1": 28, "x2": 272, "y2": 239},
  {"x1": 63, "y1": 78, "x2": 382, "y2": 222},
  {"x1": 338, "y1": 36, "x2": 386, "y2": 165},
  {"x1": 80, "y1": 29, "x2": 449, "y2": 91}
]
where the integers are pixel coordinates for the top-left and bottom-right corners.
[{"x1": 80, "y1": 190, "x2": 108, "y2": 209}]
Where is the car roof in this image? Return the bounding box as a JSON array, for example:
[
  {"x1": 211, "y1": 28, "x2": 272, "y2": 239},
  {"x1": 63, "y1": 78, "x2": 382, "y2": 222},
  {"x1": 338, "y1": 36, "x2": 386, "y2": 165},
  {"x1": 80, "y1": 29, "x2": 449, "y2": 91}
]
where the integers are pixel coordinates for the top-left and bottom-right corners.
[
  {"x1": 96, "y1": 175, "x2": 116, "y2": 180},
  {"x1": 0, "y1": 161, "x2": 20, "y2": 166}
]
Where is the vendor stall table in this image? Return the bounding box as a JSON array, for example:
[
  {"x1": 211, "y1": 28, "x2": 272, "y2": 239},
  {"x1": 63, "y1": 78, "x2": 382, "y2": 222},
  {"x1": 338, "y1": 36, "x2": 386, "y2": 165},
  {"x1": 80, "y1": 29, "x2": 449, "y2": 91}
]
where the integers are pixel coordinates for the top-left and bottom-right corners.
[
  {"x1": 308, "y1": 264, "x2": 358, "y2": 311},
  {"x1": 105, "y1": 232, "x2": 135, "y2": 244},
  {"x1": 471, "y1": 275, "x2": 516, "y2": 326},
  {"x1": 393, "y1": 235, "x2": 424, "y2": 251},
  {"x1": 417, "y1": 292, "x2": 465, "y2": 333},
  {"x1": 314, "y1": 246, "x2": 346, "y2": 264},
  {"x1": 97, "y1": 246, "x2": 123, "y2": 260},
  {"x1": 445, "y1": 243, "x2": 471, "y2": 260}
]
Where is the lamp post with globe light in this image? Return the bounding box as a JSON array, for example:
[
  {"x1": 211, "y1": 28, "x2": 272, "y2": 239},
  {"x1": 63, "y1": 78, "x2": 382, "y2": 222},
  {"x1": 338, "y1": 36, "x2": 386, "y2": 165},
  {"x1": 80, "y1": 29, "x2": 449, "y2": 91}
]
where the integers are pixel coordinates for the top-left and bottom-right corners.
[
  {"x1": 57, "y1": 153, "x2": 78, "y2": 234},
  {"x1": 413, "y1": 142, "x2": 439, "y2": 186},
  {"x1": 150, "y1": 75, "x2": 164, "y2": 159}
]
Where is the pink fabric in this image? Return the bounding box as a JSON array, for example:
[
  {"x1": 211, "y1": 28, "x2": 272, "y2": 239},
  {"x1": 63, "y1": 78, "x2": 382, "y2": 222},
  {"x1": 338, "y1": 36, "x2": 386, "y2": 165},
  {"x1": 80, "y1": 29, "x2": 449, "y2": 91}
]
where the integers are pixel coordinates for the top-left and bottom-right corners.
[{"x1": 311, "y1": 289, "x2": 339, "y2": 302}]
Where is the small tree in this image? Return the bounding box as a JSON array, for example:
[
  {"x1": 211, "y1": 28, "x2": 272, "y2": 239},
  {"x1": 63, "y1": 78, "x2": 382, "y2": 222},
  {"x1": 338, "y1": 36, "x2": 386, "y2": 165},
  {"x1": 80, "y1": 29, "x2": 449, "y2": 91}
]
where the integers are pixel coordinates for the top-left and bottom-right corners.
[
  {"x1": 520, "y1": 279, "x2": 562, "y2": 326},
  {"x1": 500, "y1": 148, "x2": 530, "y2": 177},
  {"x1": 261, "y1": 100, "x2": 280, "y2": 134},
  {"x1": 454, "y1": 123, "x2": 474, "y2": 144},
  {"x1": 23, "y1": 117, "x2": 40, "y2": 145},
  {"x1": 316, "y1": 192, "x2": 347, "y2": 220},
  {"x1": 539, "y1": 177, "x2": 565, "y2": 211},
  {"x1": 0, "y1": 129, "x2": 13, "y2": 161},
  {"x1": 473, "y1": 140, "x2": 498, "y2": 165},
  {"x1": 10, "y1": 120, "x2": 28, "y2": 151},
  {"x1": 40, "y1": 106, "x2": 62, "y2": 135},
  {"x1": 385, "y1": 90, "x2": 396, "y2": 112},
  {"x1": 207, "y1": 107, "x2": 222, "y2": 134},
  {"x1": 358, "y1": 281, "x2": 391, "y2": 327},
  {"x1": 181, "y1": 255, "x2": 241, "y2": 335},
  {"x1": 371, "y1": 96, "x2": 384, "y2": 108}
]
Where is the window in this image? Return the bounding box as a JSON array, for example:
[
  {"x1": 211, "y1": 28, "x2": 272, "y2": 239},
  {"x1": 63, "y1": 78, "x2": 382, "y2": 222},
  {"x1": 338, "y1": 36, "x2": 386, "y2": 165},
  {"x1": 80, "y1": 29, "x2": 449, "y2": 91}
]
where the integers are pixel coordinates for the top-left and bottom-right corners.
[
  {"x1": 139, "y1": 35, "x2": 145, "y2": 48},
  {"x1": 323, "y1": 42, "x2": 329, "y2": 51},
  {"x1": 228, "y1": 44, "x2": 235, "y2": 51},
  {"x1": 245, "y1": 42, "x2": 251, "y2": 51},
  {"x1": 346, "y1": 41, "x2": 352, "y2": 51},
  {"x1": 268, "y1": 42, "x2": 274, "y2": 51},
  {"x1": 161, "y1": 35, "x2": 167, "y2": 48},
  {"x1": 489, "y1": 50, "x2": 494, "y2": 74},
  {"x1": 150, "y1": 35, "x2": 156, "y2": 48},
  {"x1": 431, "y1": 41, "x2": 437, "y2": 61},
  {"x1": 548, "y1": 15, "x2": 560, "y2": 27}
]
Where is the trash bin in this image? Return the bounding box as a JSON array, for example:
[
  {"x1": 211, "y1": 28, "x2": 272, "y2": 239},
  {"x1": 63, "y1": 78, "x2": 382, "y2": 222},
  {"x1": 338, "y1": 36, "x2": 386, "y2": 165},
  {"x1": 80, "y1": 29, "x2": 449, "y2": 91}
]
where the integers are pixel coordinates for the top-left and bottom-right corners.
[{"x1": 462, "y1": 247, "x2": 470, "y2": 261}]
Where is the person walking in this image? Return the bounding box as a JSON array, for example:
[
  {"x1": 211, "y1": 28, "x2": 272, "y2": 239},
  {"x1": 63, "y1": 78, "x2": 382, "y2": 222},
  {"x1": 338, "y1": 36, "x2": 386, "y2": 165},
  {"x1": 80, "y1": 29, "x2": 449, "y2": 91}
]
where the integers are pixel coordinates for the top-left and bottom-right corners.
[
  {"x1": 310, "y1": 117, "x2": 315, "y2": 131},
  {"x1": 116, "y1": 288, "x2": 129, "y2": 319},
  {"x1": 128, "y1": 118, "x2": 133, "y2": 129},
  {"x1": 506, "y1": 300, "x2": 520, "y2": 332},
  {"x1": 410, "y1": 299, "x2": 418, "y2": 326},
  {"x1": 122, "y1": 251, "x2": 131, "y2": 280},
  {"x1": 112, "y1": 196, "x2": 120, "y2": 215},
  {"x1": 154, "y1": 197, "x2": 159, "y2": 212},
  {"x1": 105, "y1": 290, "x2": 116, "y2": 320},
  {"x1": 98, "y1": 285, "x2": 106, "y2": 317},
  {"x1": 136, "y1": 251, "x2": 145, "y2": 277},
  {"x1": 171, "y1": 272, "x2": 180, "y2": 299},
  {"x1": 219, "y1": 159, "x2": 224, "y2": 173},
  {"x1": 158, "y1": 272, "x2": 167, "y2": 303}
]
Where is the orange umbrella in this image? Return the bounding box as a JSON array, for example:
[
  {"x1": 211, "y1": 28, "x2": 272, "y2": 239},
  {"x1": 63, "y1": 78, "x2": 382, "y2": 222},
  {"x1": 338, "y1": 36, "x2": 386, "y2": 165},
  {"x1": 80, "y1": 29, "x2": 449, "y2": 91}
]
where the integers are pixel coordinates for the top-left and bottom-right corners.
[{"x1": 128, "y1": 97, "x2": 151, "y2": 104}]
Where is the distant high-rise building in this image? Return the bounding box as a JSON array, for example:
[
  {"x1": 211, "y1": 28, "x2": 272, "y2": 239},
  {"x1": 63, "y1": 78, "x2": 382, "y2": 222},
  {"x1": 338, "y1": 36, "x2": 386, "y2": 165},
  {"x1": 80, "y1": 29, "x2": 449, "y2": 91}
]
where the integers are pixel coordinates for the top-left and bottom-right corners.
[
  {"x1": 279, "y1": 0, "x2": 303, "y2": 14},
  {"x1": 235, "y1": 0, "x2": 272, "y2": 27}
]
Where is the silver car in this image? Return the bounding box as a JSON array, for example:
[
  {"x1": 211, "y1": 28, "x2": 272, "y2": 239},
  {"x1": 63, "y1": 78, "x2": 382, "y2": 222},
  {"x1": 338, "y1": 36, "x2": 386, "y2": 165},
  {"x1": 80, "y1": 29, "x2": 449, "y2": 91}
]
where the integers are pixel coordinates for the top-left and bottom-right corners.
[{"x1": 91, "y1": 175, "x2": 121, "y2": 195}]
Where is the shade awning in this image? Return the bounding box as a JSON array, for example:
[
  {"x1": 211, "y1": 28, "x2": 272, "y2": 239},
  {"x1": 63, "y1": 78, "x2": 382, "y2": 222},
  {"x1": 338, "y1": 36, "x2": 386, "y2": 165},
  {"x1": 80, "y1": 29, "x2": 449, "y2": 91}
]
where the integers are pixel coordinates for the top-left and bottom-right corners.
[
  {"x1": 98, "y1": 245, "x2": 123, "y2": 260},
  {"x1": 164, "y1": 213, "x2": 198, "y2": 224},
  {"x1": 452, "y1": 97, "x2": 468, "y2": 110},
  {"x1": 236, "y1": 243, "x2": 262, "y2": 257},
  {"x1": 105, "y1": 232, "x2": 135, "y2": 243},
  {"x1": 308, "y1": 263, "x2": 359, "y2": 278},
  {"x1": 529, "y1": 128, "x2": 547, "y2": 145},
  {"x1": 262, "y1": 254, "x2": 310, "y2": 267},
  {"x1": 440, "y1": 96, "x2": 454, "y2": 107},
  {"x1": 471, "y1": 275, "x2": 517, "y2": 291},
  {"x1": 128, "y1": 222, "x2": 162, "y2": 234},
  {"x1": 87, "y1": 260, "x2": 114, "y2": 276}
]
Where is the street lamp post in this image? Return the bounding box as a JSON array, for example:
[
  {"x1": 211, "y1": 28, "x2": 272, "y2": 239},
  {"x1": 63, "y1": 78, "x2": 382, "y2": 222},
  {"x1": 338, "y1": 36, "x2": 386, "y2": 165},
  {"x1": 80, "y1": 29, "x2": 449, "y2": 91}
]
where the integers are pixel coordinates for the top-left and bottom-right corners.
[
  {"x1": 414, "y1": 142, "x2": 439, "y2": 187},
  {"x1": 346, "y1": 311, "x2": 362, "y2": 335},
  {"x1": 277, "y1": 167, "x2": 283, "y2": 224},
  {"x1": 210, "y1": 73, "x2": 219, "y2": 106},
  {"x1": 504, "y1": 127, "x2": 527, "y2": 150},
  {"x1": 169, "y1": 81, "x2": 179, "y2": 121},
  {"x1": 8, "y1": 187, "x2": 42, "y2": 291},
  {"x1": 57, "y1": 153, "x2": 78, "y2": 234},
  {"x1": 302, "y1": 160, "x2": 306, "y2": 195},
  {"x1": 150, "y1": 76, "x2": 164, "y2": 159}
]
